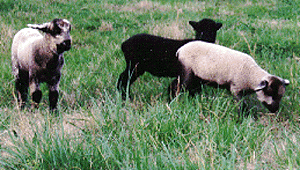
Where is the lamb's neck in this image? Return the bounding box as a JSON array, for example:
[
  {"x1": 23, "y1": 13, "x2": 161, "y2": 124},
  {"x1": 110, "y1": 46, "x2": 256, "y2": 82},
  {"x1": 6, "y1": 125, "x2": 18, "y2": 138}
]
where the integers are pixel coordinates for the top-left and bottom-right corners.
[
  {"x1": 249, "y1": 64, "x2": 270, "y2": 90},
  {"x1": 34, "y1": 36, "x2": 60, "y2": 69},
  {"x1": 43, "y1": 35, "x2": 59, "y2": 56}
]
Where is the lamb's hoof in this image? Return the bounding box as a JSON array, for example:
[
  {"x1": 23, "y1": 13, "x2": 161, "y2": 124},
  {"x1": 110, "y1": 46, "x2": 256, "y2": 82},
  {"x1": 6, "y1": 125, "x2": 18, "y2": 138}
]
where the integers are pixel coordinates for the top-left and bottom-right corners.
[
  {"x1": 50, "y1": 109, "x2": 59, "y2": 116},
  {"x1": 19, "y1": 102, "x2": 26, "y2": 110},
  {"x1": 31, "y1": 102, "x2": 39, "y2": 110}
]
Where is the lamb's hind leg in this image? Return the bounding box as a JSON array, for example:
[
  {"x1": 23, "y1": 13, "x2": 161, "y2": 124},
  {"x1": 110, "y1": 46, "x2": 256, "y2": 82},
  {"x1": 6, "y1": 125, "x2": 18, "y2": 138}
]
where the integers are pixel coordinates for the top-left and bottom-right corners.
[
  {"x1": 29, "y1": 74, "x2": 42, "y2": 109},
  {"x1": 117, "y1": 61, "x2": 144, "y2": 99},
  {"x1": 169, "y1": 72, "x2": 202, "y2": 98},
  {"x1": 15, "y1": 70, "x2": 29, "y2": 109},
  {"x1": 170, "y1": 67, "x2": 193, "y2": 98}
]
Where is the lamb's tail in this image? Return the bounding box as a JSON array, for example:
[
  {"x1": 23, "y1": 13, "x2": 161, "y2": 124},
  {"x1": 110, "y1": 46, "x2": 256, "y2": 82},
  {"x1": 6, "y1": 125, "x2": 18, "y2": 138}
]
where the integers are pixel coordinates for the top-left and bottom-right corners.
[
  {"x1": 121, "y1": 41, "x2": 128, "y2": 53},
  {"x1": 176, "y1": 49, "x2": 181, "y2": 58}
]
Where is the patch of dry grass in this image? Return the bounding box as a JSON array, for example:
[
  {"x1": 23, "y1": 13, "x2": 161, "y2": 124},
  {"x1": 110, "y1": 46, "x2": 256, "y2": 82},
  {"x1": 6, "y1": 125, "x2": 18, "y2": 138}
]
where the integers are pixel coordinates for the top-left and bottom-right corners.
[
  {"x1": 102, "y1": 0, "x2": 171, "y2": 13},
  {"x1": 98, "y1": 21, "x2": 114, "y2": 32},
  {"x1": 150, "y1": 22, "x2": 186, "y2": 39},
  {"x1": 0, "y1": 23, "x2": 15, "y2": 54},
  {"x1": 251, "y1": 19, "x2": 297, "y2": 30},
  {"x1": 0, "y1": 107, "x2": 98, "y2": 159}
]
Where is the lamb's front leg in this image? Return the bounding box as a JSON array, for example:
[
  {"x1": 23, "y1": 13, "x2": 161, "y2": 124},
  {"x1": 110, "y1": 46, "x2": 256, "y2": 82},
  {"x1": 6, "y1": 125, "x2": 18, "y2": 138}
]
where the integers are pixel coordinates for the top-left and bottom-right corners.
[
  {"x1": 49, "y1": 88, "x2": 59, "y2": 111},
  {"x1": 117, "y1": 61, "x2": 144, "y2": 100},
  {"x1": 48, "y1": 75, "x2": 61, "y2": 112},
  {"x1": 232, "y1": 89, "x2": 251, "y2": 119}
]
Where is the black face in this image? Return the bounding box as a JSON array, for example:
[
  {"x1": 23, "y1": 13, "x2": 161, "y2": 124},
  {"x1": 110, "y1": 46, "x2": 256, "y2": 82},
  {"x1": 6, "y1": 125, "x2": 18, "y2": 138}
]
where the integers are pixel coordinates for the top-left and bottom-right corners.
[
  {"x1": 57, "y1": 39, "x2": 71, "y2": 54},
  {"x1": 50, "y1": 19, "x2": 72, "y2": 54},
  {"x1": 258, "y1": 77, "x2": 288, "y2": 113},
  {"x1": 189, "y1": 18, "x2": 222, "y2": 43},
  {"x1": 262, "y1": 101, "x2": 280, "y2": 113}
]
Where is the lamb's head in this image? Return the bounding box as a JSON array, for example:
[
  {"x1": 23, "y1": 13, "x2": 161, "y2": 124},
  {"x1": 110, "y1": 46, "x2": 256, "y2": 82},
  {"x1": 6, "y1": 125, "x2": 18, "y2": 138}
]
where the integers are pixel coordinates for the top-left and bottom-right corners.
[
  {"x1": 255, "y1": 76, "x2": 290, "y2": 113},
  {"x1": 27, "y1": 18, "x2": 72, "y2": 54},
  {"x1": 189, "y1": 18, "x2": 222, "y2": 43}
]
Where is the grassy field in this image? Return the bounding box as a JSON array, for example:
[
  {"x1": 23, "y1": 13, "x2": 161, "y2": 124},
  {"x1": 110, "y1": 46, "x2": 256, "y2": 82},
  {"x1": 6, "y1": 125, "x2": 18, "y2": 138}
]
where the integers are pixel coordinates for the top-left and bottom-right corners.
[{"x1": 0, "y1": 0, "x2": 299, "y2": 169}]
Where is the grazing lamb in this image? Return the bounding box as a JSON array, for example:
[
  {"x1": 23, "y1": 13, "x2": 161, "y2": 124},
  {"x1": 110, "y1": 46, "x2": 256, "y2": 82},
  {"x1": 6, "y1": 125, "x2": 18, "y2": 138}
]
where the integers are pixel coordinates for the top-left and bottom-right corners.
[
  {"x1": 117, "y1": 18, "x2": 222, "y2": 99},
  {"x1": 174, "y1": 41, "x2": 289, "y2": 114},
  {"x1": 11, "y1": 18, "x2": 72, "y2": 111}
]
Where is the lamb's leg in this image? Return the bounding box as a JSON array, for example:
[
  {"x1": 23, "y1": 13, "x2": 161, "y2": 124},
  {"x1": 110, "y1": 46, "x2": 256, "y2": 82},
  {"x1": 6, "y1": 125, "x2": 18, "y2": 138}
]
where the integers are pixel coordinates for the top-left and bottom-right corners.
[
  {"x1": 232, "y1": 90, "x2": 251, "y2": 119},
  {"x1": 15, "y1": 70, "x2": 29, "y2": 109},
  {"x1": 169, "y1": 77, "x2": 180, "y2": 98},
  {"x1": 238, "y1": 97, "x2": 251, "y2": 118},
  {"x1": 117, "y1": 61, "x2": 144, "y2": 99},
  {"x1": 49, "y1": 89, "x2": 59, "y2": 111},
  {"x1": 29, "y1": 76, "x2": 42, "y2": 109},
  {"x1": 169, "y1": 74, "x2": 202, "y2": 98},
  {"x1": 48, "y1": 74, "x2": 61, "y2": 112},
  {"x1": 187, "y1": 76, "x2": 203, "y2": 95},
  {"x1": 117, "y1": 67, "x2": 130, "y2": 95},
  {"x1": 171, "y1": 67, "x2": 193, "y2": 97}
]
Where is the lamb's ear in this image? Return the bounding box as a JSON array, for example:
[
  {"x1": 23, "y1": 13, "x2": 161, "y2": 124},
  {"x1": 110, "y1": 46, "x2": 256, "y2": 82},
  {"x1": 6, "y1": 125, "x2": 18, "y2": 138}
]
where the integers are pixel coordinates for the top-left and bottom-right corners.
[
  {"x1": 27, "y1": 22, "x2": 51, "y2": 33},
  {"x1": 255, "y1": 80, "x2": 268, "y2": 91},
  {"x1": 189, "y1": 21, "x2": 197, "y2": 30},
  {"x1": 283, "y1": 79, "x2": 290, "y2": 86},
  {"x1": 27, "y1": 19, "x2": 63, "y2": 35},
  {"x1": 215, "y1": 22, "x2": 222, "y2": 30}
]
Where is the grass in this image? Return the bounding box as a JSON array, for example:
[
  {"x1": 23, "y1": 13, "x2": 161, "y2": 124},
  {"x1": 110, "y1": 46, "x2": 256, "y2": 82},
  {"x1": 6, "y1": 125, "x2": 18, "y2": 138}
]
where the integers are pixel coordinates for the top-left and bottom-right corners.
[{"x1": 0, "y1": 0, "x2": 300, "y2": 169}]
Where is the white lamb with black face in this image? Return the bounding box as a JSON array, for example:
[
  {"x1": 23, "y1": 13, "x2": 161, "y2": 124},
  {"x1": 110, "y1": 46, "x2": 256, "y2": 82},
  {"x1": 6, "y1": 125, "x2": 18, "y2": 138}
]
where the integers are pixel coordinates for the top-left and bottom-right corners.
[
  {"x1": 175, "y1": 41, "x2": 289, "y2": 113},
  {"x1": 11, "y1": 19, "x2": 72, "y2": 111}
]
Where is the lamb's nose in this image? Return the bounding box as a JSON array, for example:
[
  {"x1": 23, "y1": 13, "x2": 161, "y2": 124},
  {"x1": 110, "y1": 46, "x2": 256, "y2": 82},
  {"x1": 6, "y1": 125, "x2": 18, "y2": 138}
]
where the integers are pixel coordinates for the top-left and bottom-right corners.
[
  {"x1": 63, "y1": 40, "x2": 71, "y2": 50},
  {"x1": 64, "y1": 40, "x2": 71, "y2": 47}
]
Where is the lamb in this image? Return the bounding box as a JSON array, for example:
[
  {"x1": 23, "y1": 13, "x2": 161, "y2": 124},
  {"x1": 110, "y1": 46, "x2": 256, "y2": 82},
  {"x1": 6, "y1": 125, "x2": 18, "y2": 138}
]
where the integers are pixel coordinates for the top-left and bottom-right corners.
[
  {"x1": 117, "y1": 18, "x2": 222, "y2": 99},
  {"x1": 11, "y1": 18, "x2": 72, "y2": 111},
  {"x1": 174, "y1": 41, "x2": 289, "y2": 114}
]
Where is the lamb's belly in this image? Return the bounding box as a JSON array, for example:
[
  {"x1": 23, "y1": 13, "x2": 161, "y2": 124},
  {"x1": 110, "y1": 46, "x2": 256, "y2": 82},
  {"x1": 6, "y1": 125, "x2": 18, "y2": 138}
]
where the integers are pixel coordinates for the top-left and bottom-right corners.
[
  {"x1": 194, "y1": 65, "x2": 228, "y2": 83},
  {"x1": 199, "y1": 75, "x2": 229, "y2": 85}
]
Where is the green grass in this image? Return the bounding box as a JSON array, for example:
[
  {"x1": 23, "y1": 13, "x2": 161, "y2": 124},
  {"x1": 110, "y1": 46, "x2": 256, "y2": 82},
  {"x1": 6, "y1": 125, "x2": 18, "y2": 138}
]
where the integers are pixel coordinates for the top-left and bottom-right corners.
[{"x1": 0, "y1": 0, "x2": 300, "y2": 169}]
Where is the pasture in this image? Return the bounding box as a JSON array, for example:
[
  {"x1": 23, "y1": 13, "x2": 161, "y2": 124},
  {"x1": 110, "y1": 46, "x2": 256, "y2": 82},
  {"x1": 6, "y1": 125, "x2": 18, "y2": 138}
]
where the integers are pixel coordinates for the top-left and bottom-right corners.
[{"x1": 0, "y1": 0, "x2": 299, "y2": 169}]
